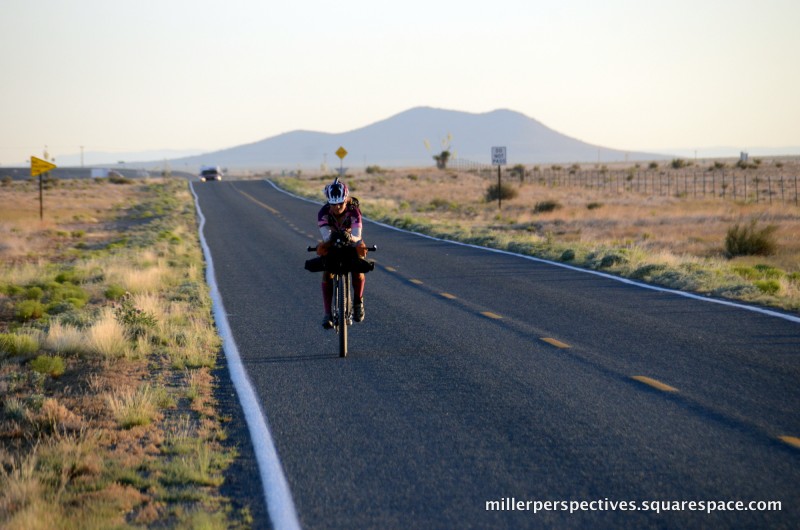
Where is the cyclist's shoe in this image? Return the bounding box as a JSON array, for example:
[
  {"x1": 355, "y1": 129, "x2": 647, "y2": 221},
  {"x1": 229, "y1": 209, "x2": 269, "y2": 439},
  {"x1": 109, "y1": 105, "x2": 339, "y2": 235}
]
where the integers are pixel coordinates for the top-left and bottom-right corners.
[
  {"x1": 354, "y1": 299, "x2": 365, "y2": 322},
  {"x1": 321, "y1": 314, "x2": 334, "y2": 329}
]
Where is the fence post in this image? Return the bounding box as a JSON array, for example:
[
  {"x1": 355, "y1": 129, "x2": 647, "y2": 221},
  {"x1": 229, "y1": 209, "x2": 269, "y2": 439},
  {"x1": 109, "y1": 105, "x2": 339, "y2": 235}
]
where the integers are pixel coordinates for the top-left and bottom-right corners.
[
  {"x1": 766, "y1": 174, "x2": 772, "y2": 202},
  {"x1": 742, "y1": 173, "x2": 746, "y2": 202},
  {"x1": 755, "y1": 177, "x2": 759, "y2": 204}
]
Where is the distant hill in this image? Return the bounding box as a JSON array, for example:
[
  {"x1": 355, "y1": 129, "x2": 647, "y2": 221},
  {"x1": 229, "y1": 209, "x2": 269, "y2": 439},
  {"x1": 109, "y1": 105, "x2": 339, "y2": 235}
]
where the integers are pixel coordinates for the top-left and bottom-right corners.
[
  {"x1": 53, "y1": 149, "x2": 205, "y2": 168},
  {"x1": 138, "y1": 107, "x2": 670, "y2": 170}
]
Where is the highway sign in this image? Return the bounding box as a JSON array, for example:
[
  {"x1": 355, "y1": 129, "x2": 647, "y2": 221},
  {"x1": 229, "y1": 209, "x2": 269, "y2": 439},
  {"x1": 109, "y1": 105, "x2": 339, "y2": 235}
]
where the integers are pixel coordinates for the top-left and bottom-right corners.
[
  {"x1": 31, "y1": 156, "x2": 57, "y2": 177},
  {"x1": 491, "y1": 146, "x2": 507, "y2": 166},
  {"x1": 335, "y1": 147, "x2": 348, "y2": 159}
]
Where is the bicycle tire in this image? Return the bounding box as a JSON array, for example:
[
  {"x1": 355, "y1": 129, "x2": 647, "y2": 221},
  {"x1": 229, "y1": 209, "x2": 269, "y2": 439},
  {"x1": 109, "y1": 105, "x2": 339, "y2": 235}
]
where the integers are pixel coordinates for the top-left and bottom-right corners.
[{"x1": 338, "y1": 273, "x2": 348, "y2": 357}]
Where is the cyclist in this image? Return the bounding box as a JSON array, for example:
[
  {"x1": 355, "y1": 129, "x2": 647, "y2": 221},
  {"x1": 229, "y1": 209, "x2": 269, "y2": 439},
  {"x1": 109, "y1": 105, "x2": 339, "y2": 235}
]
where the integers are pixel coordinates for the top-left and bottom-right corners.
[{"x1": 318, "y1": 178, "x2": 366, "y2": 329}]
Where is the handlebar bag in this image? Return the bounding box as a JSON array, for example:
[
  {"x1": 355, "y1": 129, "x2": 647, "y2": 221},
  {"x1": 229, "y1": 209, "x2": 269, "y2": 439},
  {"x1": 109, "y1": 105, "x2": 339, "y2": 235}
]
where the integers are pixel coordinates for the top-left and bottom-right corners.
[
  {"x1": 304, "y1": 254, "x2": 374, "y2": 274},
  {"x1": 351, "y1": 257, "x2": 375, "y2": 273},
  {"x1": 304, "y1": 257, "x2": 327, "y2": 272}
]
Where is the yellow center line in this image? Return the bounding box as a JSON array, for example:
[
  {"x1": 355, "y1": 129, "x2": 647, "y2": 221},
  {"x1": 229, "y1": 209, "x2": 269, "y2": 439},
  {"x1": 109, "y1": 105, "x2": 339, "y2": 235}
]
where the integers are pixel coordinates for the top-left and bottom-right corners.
[
  {"x1": 410, "y1": 279, "x2": 424, "y2": 285},
  {"x1": 385, "y1": 266, "x2": 397, "y2": 272},
  {"x1": 439, "y1": 292, "x2": 457, "y2": 299},
  {"x1": 631, "y1": 375, "x2": 678, "y2": 393},
  {"x1": 235, "y1": 188, "x2": 280, "y2": 215},
  {"x1": 540, "y1": 337, "x2": 570, "y2": 349},
  {"x1": 481, "y1": 311, "x2": 502, "y2": 319},
  {"x1": 779, "y1": 436, "x2": 800, "y2": 450}
]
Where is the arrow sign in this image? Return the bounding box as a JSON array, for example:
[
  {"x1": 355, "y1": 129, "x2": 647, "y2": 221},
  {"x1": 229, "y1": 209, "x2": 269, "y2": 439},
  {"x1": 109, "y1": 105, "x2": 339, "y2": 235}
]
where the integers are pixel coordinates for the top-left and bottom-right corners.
[{"x1": 31, "y1": 156, "x2": 57, "y2": 177}]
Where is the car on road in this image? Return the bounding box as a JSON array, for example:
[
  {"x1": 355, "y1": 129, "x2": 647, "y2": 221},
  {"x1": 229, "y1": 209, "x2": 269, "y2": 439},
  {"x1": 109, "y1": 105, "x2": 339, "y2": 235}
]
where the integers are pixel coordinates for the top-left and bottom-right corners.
[{"x1": 199, "y1": 166, "x2": 223, "y2": 182}]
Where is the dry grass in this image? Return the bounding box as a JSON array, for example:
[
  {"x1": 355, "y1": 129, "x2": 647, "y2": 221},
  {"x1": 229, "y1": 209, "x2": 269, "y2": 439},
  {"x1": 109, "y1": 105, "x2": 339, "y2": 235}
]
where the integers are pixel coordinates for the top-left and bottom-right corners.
[
  {"x1": 102, "y1": 261, "x2": 168, "y2": 294},
  {"x1": 42, "y1": 320, "x2": 84, "y2": 356},
  {"x1": 0, "y1": 179, "x2": 130, "y2": 265},
  {"x1": 0, "y1": 261, "x2": 49, "y2": 288},
  {"x1": 0, "y1": 178, "x2": 247, "y2": 528},
  {"x1": 106, "y1": 385, "x2": 160, "y2": 429},
  {"x1": 0, "y1": 454, "x2": 45, "y2": 528},
  {"x1": 84, "y1": 309, "x2": 130, "y2": 359}
]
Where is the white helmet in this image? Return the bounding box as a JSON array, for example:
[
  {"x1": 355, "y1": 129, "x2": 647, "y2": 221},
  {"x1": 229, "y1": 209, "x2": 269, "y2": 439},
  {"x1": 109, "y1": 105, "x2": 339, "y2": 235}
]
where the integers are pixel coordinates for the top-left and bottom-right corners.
[{"x1": 324, "y1": 178, "x2": 349, "y2": 204}]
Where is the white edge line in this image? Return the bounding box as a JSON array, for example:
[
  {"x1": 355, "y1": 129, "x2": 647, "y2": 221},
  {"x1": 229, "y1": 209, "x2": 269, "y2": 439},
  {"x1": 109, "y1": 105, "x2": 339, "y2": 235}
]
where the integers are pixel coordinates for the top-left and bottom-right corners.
[
  {"x1": 190, "y1": 182, "x2": 301, "y2": 530},
  {"x1": 265, "y1": 179, "x2": 800, "y2": 325}
]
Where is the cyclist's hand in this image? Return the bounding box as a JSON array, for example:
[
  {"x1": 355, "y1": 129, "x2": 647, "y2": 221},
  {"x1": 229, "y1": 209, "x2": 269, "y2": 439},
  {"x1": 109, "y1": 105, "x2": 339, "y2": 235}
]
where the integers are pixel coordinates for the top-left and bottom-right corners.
[{"x1": 329, "y1": 232, "x2": 343, "y2": 246}]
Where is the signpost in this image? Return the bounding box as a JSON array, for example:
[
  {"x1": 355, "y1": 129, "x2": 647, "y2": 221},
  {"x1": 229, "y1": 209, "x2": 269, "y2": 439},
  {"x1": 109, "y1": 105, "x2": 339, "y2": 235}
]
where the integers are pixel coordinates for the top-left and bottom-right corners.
[
  {"x1": 31, "y1": 155, "x2": 57, "y2": 221},
  {"x1": 335, "y1": 146, "x2": 348, "y2": 176},
  {"x1": 491, "y1": 146, "x2": 507, "y2": 209}
]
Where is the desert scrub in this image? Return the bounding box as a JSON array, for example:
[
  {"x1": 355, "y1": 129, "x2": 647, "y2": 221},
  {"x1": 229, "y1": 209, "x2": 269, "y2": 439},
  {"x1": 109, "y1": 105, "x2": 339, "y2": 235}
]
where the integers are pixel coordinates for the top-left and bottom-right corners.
[
  {"x1": 113, "y1": 292, "x2": 158, "y2": 340},
  {"x1": 104, "y1": 284, "x2": 127, "y2": 300},
  {"x1": 486, "y1": 182, "x2": 518, "y2": 201},
  {"x1": 533, "y1": 200, "x2": 562, "y2": 214},
  {"x1": 724, "y1": 219, "x2": 778, "y2": 257},
  {"x1": 0, "y1": 332, "x2": 40, "y2": 358},
  {"x1": 732, "y1": 264, "x2": 785, "y2": 281},
  {"x1": 42, "y1": 319, "x2": 85, "y2": 355},
  {"x1": 30, "y1": 355, "x2": 66, "y2": 378},
  {"x1": 754, "y1": 279, "x2": 781, "y2": 295},
  {"x1": 14, "y1": 299, "x2": 45, "y2": 322},
  {"x1": 560, "y1": 249, "x2": 576, "y2": 261},
  {"x1": 84, "y1": 308, "x2": 129, "y2": 358},
  {"x1": 106, "y1": 384, "x2": 160, "y2": 428},
  {"x1": 160, "y1": 440, "x2": 225, "y2": 487}
]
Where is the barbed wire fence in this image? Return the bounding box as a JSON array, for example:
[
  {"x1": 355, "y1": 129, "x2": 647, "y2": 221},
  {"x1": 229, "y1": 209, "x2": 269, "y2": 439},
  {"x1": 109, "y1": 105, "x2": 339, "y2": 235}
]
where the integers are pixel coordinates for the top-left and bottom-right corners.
[{"x1": 446, "y1": 159, "x2": 798, "y2": 206}]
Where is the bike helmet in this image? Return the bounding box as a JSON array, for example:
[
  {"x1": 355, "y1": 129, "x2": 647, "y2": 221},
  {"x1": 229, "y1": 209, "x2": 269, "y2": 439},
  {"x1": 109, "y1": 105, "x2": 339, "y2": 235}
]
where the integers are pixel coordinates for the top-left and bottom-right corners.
[{"x1": 324, "y1": 178, "x2": 349, "y2": 205}]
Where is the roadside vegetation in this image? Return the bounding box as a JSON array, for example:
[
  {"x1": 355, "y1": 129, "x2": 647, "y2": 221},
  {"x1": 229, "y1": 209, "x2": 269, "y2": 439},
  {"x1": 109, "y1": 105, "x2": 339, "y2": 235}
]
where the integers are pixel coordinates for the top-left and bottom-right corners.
[
  {"x1": 274, "y1": 158, "x2": 800, "y2": 312},
  {"x1": 0, "y1": 177, "x2": 250, "y2": 528}
]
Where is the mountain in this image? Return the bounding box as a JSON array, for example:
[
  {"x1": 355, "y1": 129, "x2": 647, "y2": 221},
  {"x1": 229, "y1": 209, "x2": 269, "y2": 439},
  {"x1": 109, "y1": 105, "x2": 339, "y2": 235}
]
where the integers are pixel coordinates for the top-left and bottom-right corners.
[
  {"x1": 54, "y1": 149, "x2": 206, "y2": 167},
  {"x1": 136, "y1": 107, "x2": 670, "y2": 170}
]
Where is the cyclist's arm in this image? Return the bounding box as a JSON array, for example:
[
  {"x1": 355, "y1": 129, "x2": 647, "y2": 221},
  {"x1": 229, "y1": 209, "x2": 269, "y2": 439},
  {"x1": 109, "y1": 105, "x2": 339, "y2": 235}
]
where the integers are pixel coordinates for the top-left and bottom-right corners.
[
  {"x1": 349, "y1": 208, "x2": 363, "y2": 243},
  {"x1": 350, "y1": 225, "x2": 362, "y2": 243},
  {"x1": 318, "y1": 205, "x2": 333, "y2": 242},
  {"x1": 320, "y1": 225, "x2": 332, "y2": 242}
]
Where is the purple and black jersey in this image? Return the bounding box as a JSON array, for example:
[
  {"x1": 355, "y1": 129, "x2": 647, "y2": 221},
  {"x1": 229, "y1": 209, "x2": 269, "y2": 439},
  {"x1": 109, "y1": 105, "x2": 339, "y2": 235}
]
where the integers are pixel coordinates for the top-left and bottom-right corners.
[{"x1": 318, "y1": 203, "x2": 362, "y2": 241}]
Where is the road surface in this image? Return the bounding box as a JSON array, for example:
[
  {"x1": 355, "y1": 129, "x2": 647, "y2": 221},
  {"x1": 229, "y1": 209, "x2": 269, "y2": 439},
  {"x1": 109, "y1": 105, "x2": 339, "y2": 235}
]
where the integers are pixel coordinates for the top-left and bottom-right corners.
[{"x1": 193, "y1": 179, "x2": 800, "y2": 529}]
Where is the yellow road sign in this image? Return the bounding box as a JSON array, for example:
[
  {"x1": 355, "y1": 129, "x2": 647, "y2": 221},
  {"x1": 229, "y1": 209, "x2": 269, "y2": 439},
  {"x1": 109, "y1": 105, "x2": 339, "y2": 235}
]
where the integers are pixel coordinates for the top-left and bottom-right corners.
[
  {"x1": 31, "y1": 156, "x2": 57, "y2": 177},
  {"x1": 335, "y1": 146, "x2": 348, "y2": 159}
]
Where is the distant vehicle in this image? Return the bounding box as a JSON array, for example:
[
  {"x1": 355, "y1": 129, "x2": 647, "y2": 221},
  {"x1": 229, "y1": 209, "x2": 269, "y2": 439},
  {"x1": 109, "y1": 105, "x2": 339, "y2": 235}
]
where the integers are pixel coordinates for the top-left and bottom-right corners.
[{"x1": 199, "y1": 166, "x2": 223, "y2": 182}]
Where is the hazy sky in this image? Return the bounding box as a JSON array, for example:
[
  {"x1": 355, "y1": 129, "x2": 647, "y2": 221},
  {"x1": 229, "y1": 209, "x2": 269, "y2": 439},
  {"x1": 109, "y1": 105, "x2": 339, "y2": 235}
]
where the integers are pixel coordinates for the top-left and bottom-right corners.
[{"x1": 2, "y1": 0, "x2": 798, "y2": 165}]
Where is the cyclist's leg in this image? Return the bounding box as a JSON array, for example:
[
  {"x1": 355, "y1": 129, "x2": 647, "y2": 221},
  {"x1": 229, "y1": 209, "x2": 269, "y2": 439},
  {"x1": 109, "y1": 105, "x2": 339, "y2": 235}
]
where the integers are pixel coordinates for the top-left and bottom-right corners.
[
  {"x1": 352, "y1": 272, "x2": 365, "y2": 300},
  {"x1": 352, "y1": 272, "x2": 365, "y2": 322},
  {"x1": 321, "y1": 272, "x2": 334, "y2": 328}
]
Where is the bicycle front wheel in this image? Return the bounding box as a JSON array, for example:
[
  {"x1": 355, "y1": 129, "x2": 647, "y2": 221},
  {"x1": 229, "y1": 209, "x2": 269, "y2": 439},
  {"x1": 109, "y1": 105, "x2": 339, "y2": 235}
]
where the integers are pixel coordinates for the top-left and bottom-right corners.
[{"x1": 338, "y1": 274, "x2": 348, "y2": 357}]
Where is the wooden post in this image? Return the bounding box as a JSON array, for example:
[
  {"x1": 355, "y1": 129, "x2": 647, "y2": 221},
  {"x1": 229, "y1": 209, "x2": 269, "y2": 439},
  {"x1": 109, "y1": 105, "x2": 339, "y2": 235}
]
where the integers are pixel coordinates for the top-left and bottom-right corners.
[
  {"x1": 497, "y1": 165, "x2": 502, "y2": 210},
  {"x1": 39, "y1": 173, "x2": 44, "y2": 221}
]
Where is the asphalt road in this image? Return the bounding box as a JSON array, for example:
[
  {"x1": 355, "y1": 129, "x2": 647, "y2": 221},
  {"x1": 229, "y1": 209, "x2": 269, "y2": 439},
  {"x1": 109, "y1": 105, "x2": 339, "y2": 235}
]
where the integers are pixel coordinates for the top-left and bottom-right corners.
[{"x1": 193, "y1": 179, "x2": 800, "y2": 529}]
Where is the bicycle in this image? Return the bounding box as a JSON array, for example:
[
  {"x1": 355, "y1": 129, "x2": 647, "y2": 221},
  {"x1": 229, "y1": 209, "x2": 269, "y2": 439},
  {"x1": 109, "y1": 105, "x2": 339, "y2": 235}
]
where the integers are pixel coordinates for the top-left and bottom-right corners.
[{"x1": 306, "y1": 232, "x2": 376, "y2": 357}]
